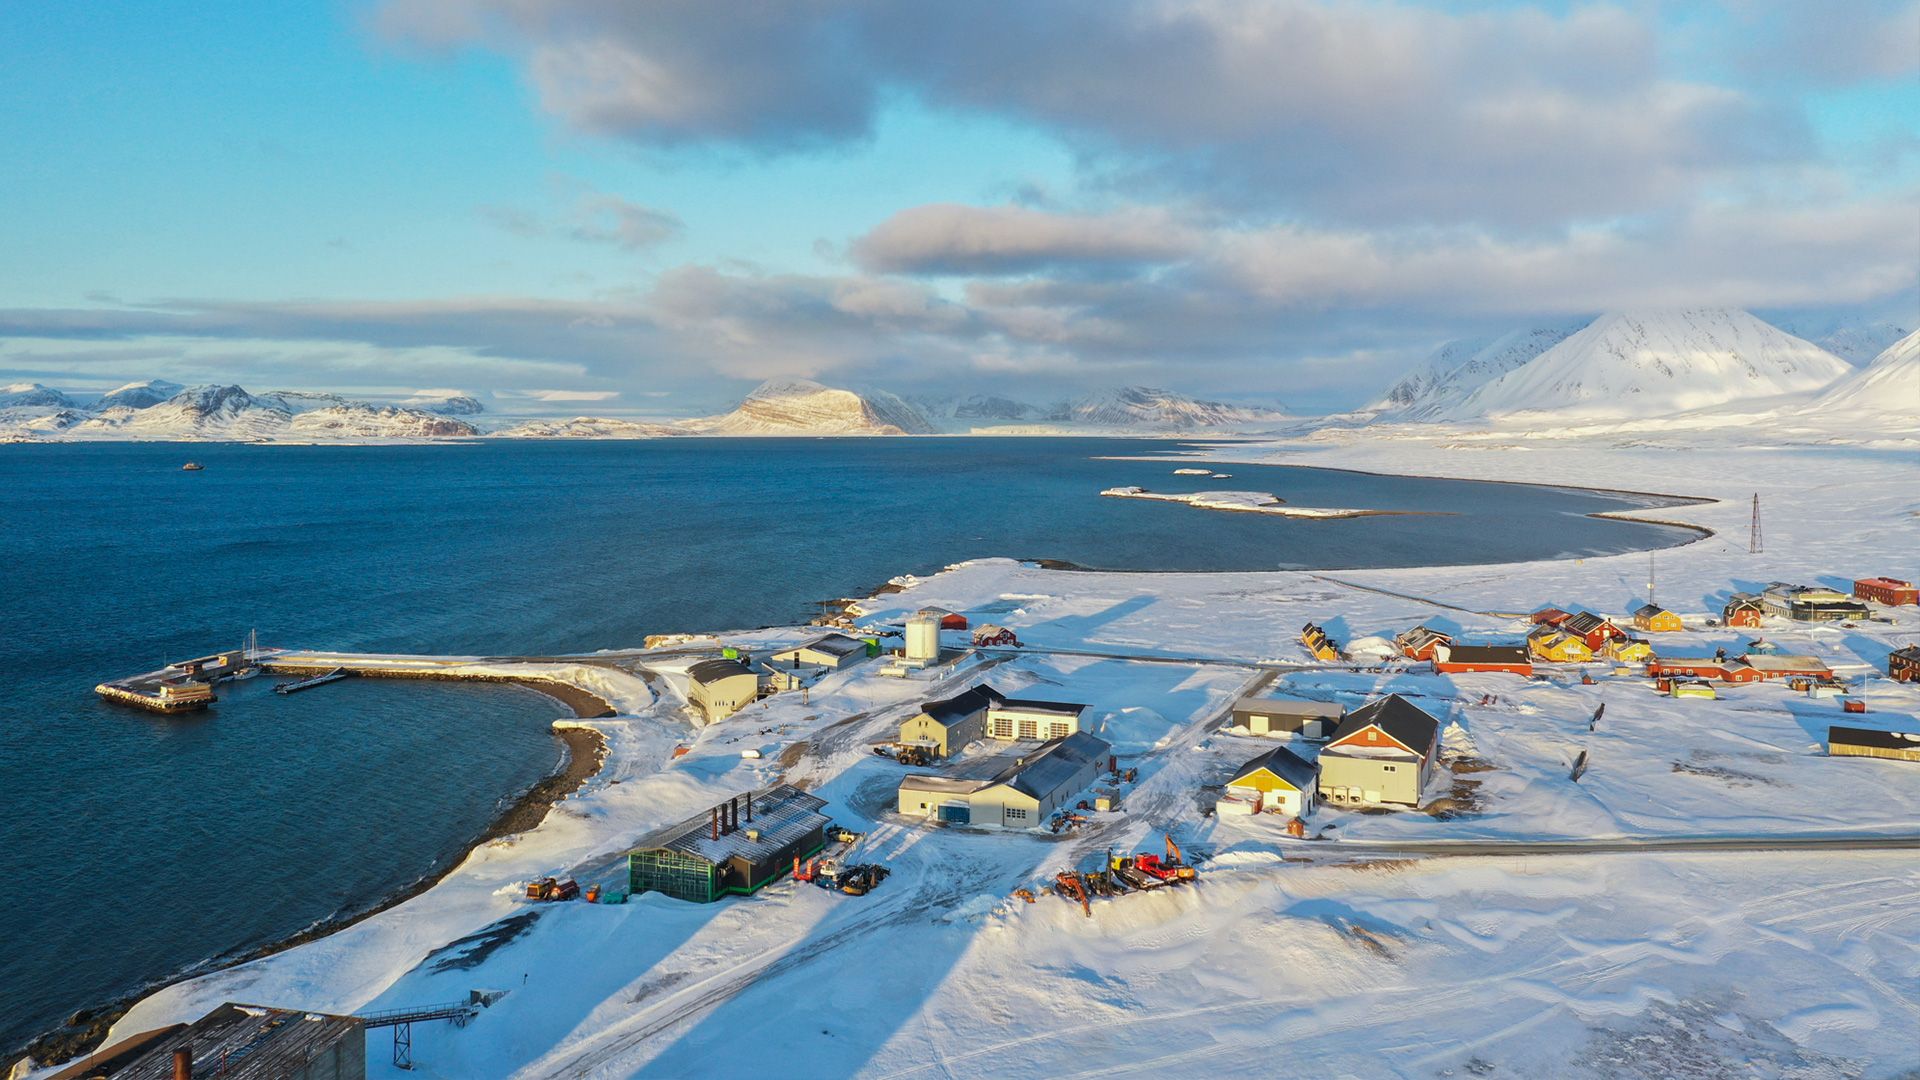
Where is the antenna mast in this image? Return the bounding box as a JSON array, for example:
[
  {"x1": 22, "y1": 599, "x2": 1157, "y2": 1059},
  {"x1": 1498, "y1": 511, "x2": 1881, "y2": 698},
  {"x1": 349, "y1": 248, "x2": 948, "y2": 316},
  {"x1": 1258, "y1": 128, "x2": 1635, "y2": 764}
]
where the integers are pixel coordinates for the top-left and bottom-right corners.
[
  {"x1": 1749, "y1": 493, "x2": 1763, "y2": 555},
  {"x1": 1647, "y1": 550, "x2": 1656, "y2": 607}
]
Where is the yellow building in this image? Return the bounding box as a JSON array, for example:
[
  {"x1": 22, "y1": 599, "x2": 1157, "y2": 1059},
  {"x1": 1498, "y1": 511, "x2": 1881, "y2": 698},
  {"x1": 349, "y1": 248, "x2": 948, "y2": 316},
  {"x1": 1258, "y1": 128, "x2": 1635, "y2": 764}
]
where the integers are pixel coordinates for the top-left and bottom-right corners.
[
  {"x1": 1632, "y1": 604, "x2": 1684, "y2": 633},
  {"x1": 1528, "y1": 627, "x2": 1593, "y2": 663},
  {"x1": 1300, "y1": 622, "x2": 1341, "y2": 662},
  {"x1": 1219, "y1": 745, "x2": 1318, "y2": 818},
  {"x1": 1606, "y1": 637, "x2": 1653, "y2": 662}
]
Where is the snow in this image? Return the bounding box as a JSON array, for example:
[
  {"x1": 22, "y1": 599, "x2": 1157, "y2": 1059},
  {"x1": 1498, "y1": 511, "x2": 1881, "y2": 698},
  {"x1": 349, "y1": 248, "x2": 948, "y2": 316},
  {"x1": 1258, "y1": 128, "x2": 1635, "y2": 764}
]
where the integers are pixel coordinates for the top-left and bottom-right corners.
[
  {"x1": 0, "y1": 383, "x2": 481, "y2": 442},
  {"x1": 690, "y1": 378, "x2": 939, "y2": 436},
  {"x1": 1101, "y1": 486, "x2": 1379, "y2": 518},
  {"x1": 492, "y1": 417, "x2": 682, "y2": 439},
  {"x1": 1454, "y1": 309, "x2": 1854, "y2": 420},
  {"x1": 1809, "y1": 327, "x2": 1920, "y2": 417},
  {"x1": 1370, "y1": 320, "x2": 1587, "y2": 419},
  {"x1": 44, "y1": 416, "x2": 1920, "y2": 1080}
]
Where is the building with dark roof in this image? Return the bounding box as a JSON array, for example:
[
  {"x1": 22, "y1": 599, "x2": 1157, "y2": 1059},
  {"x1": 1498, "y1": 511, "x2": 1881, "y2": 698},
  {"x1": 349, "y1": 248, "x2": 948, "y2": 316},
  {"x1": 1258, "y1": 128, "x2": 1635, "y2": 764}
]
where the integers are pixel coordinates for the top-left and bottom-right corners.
[
  {"x1": 898, "y1": 683, "x2": 1006, "y2": 757},
  {"x1": 1562, "y1": 611, "x2": 1627, "y2": 650},
  {"x1": 1318, "y1": 695, "x2": 1441, "y2": 809},
  {"x1": 1431, "y1": 644, "x2": 1533, "y2": 676},
  {"x1": 1890, "y1": 645, "x2": 1920, "y2": 683},
  {"x1": 1393, "y1": 624, "x2": 1452, "y2": 661},
  {"x1": 66, "y1": 1003, "x2": 364, "y2": 1080},
  {"x1": 1221, "y1": 744, "x2": 1318, "y2": 818},
  {"x1": 1762, "y1": 582, "x2": 1870, "y2": 622},
  {"x1": 627, "y1": 785, "x2": 830, "y2": 903},
  {"x1": 769, "y1": 633, "x2": 873, "y2": 670},
  {"x1": 1231, "y1": 695, "x2": 1344, "y2": 739},
  {"x1": 687, "y1": 657, "x2": 759, "y2": 724},
  {"x1": 1723, "y1": 592, "x2": 1766, "y2": 627},
  {"x1": 1632, "y1": 604, "x2": 1684, "y2": 633},
  {"x1": 897, "y1": 731, "x2": 1112, "y2": 829},
  {"x1": 1829, "y1": 725, "x2": 1920, "y2": 763}
]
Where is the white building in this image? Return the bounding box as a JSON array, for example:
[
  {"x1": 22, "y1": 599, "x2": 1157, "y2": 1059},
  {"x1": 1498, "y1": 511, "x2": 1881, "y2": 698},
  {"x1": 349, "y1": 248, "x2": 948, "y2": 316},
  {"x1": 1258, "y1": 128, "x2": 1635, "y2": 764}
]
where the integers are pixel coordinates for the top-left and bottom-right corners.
[
  {"x1": 687, "y1": 658, "x2": 759, "y2": 724},
  {"x1": 986, "y1": 698, "x2": 1087, "y2": 741},
  {"x1": 897, "y1": 731, "x2": 1112, "y2": 829}
]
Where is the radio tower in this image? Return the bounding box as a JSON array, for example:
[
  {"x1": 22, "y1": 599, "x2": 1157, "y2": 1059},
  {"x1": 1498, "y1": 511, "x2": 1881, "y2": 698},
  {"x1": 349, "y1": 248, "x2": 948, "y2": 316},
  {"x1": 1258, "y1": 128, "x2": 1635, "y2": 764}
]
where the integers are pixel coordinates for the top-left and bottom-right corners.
[
  {"x1": 1647, "y1": 550, "x2": 1656, "y2": 606},
  {"x1": 1749, "y1": 493, "x2": 1763, "y2": 555}
]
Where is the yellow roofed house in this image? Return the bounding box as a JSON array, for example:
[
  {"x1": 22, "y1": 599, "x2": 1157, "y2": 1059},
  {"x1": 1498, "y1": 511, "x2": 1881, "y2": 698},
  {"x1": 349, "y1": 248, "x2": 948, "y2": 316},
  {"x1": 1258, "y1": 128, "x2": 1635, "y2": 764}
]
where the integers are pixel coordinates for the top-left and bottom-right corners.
[{"x1": 1527, "y1": 625, "x2": 1593, "y2": 663}]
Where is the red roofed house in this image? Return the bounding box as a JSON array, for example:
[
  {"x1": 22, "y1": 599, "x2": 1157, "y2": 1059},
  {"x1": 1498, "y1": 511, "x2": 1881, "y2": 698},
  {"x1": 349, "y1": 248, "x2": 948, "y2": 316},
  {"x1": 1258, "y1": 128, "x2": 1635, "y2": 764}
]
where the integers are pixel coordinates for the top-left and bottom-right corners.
[
  {"x1": 1562, "y1": 611, "x2": 1628, "y2": 652},
  {"x1": 1393, "y1": 624, "x2": 1452, "y2": 662},
  {"x1": 1531, "y1": 607, "x2": 1573, "y2": 626},
  {"x1": 1432, "y1": 644, "x2": 1533, "y2": 676},
  {"x1": 1855, "y1": 578, "x2": 1919, "y2": 607},
  {"x1": 1723, "y1": 593, "x2": 1765, "y2": 628},
  {"x1": 1647, "y1": 657, "x2": 1766, "y2": 684}
]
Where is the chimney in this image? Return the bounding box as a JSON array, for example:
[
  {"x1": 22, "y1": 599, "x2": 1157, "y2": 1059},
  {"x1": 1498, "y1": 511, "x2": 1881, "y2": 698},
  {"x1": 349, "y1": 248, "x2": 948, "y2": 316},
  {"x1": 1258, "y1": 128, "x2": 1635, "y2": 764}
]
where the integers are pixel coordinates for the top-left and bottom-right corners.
[
  {"x1": 173, "y1": 1046, "x2": 193, "y2": 1080},
  {"x1": 711, "y1": 807, "x2": 719, "y2": 840},
  {"x1": 745, "y1": 792, "x2": 753, "y2": 823}
]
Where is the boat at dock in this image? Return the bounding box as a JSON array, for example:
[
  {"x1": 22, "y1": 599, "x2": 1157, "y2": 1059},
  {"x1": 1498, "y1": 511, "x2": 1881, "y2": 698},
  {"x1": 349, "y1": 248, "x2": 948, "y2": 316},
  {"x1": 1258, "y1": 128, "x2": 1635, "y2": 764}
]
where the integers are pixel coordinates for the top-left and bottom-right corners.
[{"x1": 274, "y1": 667, "x2": 350, "y2": 694}]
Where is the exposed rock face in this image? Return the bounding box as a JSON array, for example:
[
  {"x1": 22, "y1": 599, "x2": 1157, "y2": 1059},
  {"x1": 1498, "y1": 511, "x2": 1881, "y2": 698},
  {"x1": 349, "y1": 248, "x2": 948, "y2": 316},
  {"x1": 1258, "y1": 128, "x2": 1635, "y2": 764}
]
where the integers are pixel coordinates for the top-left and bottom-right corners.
[
  {"x1": 697, "y1": 379, "x2": 938, "y2": 435},
  {"x1": 0, "y1": 383, "x2": 79, "y2": 409},
  {"x1": 95, "y1": 379, "x2": 184, "y2": 410},
  {"x1": 407, "y1": 394, "x2": 487, "y2": 416}
]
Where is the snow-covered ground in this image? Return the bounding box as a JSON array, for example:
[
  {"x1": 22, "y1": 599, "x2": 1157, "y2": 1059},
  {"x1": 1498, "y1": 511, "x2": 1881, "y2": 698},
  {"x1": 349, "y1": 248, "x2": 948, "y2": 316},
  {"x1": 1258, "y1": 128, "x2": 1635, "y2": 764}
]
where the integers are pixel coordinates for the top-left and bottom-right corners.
[{"x1": 53, "y1": 423, "x2": 1920, "y2": 1079}]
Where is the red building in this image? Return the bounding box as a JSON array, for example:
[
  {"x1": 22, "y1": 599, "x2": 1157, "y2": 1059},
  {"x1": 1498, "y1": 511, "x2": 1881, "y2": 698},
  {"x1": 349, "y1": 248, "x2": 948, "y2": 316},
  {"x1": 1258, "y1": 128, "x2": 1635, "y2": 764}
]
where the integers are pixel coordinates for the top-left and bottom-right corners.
[
  {"x1": 1888, "y1": 646, "x2": 1920, "y2": 683},
  {"x1": 1647, "y1": 657, "x2": 1764, "y2": 684},
  {"x1": 1562, "y1": 611, "x2": 1627, "y2": 651},
  {"x1": 1855, "y1": 578, "x2": 1919, "y2": 606},
  {"x1": 1393, "y1": 624, "x2": 1452, "y2": 662},
  {"x1": 1723, "y1": 594, "x2": 1765, "y2": 628}
]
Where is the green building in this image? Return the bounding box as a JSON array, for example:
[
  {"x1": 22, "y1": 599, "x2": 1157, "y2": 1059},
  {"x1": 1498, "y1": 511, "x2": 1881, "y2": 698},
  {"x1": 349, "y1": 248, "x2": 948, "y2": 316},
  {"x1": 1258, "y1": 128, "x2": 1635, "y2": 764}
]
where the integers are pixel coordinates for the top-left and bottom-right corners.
[{"x1": 627, "y1": 784, "x2": 830, "y2": 903}]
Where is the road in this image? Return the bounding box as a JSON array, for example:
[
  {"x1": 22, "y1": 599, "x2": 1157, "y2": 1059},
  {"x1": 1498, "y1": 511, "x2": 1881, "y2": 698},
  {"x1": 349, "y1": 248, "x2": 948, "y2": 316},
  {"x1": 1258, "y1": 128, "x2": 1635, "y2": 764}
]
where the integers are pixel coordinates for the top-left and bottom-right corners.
[{"x1": 1283, "y1": 832, "x2": 1920, "y2": 858}]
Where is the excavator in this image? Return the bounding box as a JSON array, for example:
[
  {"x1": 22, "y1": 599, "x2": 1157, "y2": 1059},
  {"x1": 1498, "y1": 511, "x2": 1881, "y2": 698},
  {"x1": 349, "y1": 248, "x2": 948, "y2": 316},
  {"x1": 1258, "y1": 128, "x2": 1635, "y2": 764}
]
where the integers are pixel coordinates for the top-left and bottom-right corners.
[
  {"x1": 1053, "y1": 871, "x2": 1091, "y2": 917},
  {"x1": 1111, "y1": 834, "x2": 1197, "y2": 889}
]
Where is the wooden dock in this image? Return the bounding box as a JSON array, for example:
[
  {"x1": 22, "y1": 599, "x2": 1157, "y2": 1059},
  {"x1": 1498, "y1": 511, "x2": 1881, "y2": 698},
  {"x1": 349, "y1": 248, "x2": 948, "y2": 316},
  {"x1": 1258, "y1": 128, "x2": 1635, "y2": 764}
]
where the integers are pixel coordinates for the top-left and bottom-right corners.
[{"x1": 94, "y1": 648, "x2": 267, "y2": 714}]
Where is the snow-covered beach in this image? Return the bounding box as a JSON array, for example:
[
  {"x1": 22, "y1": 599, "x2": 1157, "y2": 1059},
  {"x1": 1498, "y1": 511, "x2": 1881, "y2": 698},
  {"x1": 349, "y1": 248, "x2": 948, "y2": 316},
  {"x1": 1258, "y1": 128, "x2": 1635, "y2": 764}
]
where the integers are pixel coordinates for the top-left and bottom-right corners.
[{"x1": 39, "y1": 414, "x2": 1918, "y2": 1079}]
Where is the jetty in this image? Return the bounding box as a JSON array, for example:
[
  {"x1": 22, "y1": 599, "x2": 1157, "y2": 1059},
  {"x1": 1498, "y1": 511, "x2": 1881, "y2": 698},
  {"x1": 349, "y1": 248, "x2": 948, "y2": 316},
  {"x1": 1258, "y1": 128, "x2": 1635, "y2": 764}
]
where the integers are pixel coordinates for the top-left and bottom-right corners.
[
  {"x1": 94, "y1": 648, "x2": 265, "y2": 714},
  {"x1": 274, "y1": 667, "x2": 350, "y2": 695}
]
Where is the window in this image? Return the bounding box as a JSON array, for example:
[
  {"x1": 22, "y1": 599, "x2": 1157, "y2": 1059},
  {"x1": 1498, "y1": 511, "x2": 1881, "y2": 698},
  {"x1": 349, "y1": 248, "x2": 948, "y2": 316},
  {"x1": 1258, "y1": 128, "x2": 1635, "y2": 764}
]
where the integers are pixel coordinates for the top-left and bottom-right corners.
[
  {"x1": 1383, "y1": 765, "x2": 1396, "y2": 772},
  {"x1": 1366, "y1": 729, "x2": 1379, "y2": 742},
  {"x1": 1005, "y1": 807, "x2": 1028, "y2": 821}
]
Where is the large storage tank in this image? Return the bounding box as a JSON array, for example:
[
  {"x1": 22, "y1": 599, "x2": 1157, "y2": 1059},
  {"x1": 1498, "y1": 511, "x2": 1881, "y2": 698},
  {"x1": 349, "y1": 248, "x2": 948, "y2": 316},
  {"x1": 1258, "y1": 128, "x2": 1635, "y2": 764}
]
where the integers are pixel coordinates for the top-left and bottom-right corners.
[{"x1": 906, "y1": 611, "x2": 942, "y2": 661}]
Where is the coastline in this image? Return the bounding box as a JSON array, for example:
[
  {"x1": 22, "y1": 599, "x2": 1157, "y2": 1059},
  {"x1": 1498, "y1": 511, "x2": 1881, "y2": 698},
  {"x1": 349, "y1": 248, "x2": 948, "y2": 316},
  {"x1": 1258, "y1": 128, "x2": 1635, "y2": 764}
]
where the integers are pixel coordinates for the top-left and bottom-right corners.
[{"x1": 25, "y1": 702, "x2": 611, "y2": 1068}]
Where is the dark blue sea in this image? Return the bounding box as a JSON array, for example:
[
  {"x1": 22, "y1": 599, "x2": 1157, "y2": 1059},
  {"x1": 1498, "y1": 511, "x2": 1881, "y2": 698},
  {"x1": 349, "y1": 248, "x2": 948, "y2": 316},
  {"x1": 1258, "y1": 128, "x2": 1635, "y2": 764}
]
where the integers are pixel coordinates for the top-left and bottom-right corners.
[{"x1": 0, "y1": 437, "x2": 1696, "y2": 1053}]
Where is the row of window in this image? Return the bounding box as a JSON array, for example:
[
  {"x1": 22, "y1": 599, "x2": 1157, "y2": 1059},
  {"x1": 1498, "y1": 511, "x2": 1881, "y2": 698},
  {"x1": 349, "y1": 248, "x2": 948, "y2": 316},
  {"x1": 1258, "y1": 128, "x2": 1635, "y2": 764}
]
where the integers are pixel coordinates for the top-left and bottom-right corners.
[{"x1": 989, "y1": 718, "x2": 1075, "y2": 740}]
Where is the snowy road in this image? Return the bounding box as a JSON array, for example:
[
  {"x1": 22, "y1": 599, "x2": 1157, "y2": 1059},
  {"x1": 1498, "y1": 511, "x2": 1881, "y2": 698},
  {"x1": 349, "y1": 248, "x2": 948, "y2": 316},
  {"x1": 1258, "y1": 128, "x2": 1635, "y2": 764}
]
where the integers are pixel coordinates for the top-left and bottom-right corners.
[{"x1": 1288, "y1": 832, "x2": 1920, "y2": 857}]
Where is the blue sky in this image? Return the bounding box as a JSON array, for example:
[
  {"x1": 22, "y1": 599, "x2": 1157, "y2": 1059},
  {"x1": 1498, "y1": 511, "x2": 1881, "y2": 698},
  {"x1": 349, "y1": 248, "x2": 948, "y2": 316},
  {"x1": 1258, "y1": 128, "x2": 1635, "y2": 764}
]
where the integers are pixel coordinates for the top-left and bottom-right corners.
[{"x1": 2, "y1": 0, "x2": 1915, "y2": 414}]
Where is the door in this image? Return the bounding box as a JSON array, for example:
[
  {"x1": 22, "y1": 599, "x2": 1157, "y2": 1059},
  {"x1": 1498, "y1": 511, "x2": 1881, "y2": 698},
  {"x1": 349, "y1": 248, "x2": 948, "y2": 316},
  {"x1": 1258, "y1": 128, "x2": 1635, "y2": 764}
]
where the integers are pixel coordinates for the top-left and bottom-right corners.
[
  {"x1": 938, "y1": 803, "x2": 971, "y2": 824},
  {"x1": 1303, "y1": 720, "x2": 1321, "y2": 739}
]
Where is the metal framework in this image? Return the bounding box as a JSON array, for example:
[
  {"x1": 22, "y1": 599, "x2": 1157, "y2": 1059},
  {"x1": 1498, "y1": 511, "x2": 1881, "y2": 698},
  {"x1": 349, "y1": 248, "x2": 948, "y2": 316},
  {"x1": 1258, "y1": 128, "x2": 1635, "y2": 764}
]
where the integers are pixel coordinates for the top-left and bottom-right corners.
[{"x1": 1750, "y1": 492, "x2": 1763, "y2": 554}]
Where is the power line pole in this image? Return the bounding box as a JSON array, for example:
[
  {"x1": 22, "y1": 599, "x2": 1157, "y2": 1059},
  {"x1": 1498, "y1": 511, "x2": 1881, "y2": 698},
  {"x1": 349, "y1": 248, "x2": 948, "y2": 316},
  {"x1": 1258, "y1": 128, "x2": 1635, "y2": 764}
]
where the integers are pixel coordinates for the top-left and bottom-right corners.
[
  {"x1": 1647, "y1": 549, "x2": 1656, "y2": 606},
  {"x1": 1749, "y1": 493, "x2": 1763, "y2": 555}
]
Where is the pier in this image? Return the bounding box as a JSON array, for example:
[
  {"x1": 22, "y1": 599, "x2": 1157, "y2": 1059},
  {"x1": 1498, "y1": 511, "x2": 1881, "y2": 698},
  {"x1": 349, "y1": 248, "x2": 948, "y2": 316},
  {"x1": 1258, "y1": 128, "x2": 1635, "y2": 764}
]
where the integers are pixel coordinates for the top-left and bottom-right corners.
[{"x1": 93, "y1": 648, "x2": 265, "y2": 714}]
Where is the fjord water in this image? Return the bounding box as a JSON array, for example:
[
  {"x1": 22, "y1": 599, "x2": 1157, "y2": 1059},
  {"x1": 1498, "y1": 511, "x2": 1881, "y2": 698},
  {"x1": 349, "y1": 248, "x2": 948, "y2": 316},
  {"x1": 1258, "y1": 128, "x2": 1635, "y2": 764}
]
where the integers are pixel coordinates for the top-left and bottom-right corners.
[{"x1": 0, "y1": 438, "x2": 1693, "y2": 1053}]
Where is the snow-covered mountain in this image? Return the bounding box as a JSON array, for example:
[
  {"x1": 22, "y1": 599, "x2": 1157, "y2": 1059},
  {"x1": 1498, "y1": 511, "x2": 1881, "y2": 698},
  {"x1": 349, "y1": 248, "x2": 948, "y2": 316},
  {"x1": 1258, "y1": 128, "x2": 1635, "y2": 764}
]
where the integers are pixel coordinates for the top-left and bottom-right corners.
[
  {"x1": 1052, "y1": 386, "x2": 1283, "y2": 429},
  {"x1": 1810, "y1": 322, "x2": 1910, "y2": 366},
  {"x1": 1371, "y1": 322, "x2": 1588, "y2": 419},
  {"x1": 0, "y1": 383, "x2": 79, "y2": 409},
  {"x1": 694, "y1": 379, "x2": 938, "y2": 435},
  {"x1": 0, "y1": 383, "x2": 481, "y2": 440},
  {"x1": 1809, "y1": 328, "x2": 1920, "y2": 420},
  {"x1": 1453, "y1": 309, "x2": 1853, "y2": 420},
  {"x1": 494, "y1": 416, "x2": 682, "y2": 439},
  {"x1": 402, "y1": 393, "x2": 486, "y2": 416},
  {"x1": 908, "y1": 393, "x2": 1046, "y2": 425},
  {"x1": 95, "y1": 379, "x2": 185, "y2": 410}
]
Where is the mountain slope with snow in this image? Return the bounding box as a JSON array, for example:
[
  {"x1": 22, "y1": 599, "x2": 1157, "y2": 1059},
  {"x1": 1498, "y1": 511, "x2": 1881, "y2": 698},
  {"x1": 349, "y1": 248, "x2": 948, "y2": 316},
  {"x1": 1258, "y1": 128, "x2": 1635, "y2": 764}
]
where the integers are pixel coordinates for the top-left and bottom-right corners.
[
  {"x1": 95, "y1": 379, "x2": 185, "y2": 410},
  {"x1": 1809, "y1": 327, "x2": 1920, "y2": 419},
  {"x1": 1455, "y1": 309, "x2": 1852, "y2": 420},
  {"x1": 1371, "y1": 322, "x2": 1587, "y2": 419},
  {"x1": 494, "y1": 416, "x2": 682, "y2": 439},
  {"x1": 1053, "y1": 386, "x2": 1283, "y2": 430},
  {"x1": 694, "y1": 379, "x2": 938, "y2": 435},
  {"x1": 1810, "y1": 322, "x2": 1909, "y2": 366},
  {"x1": 0, "y1": 383, "x2": 79, "y2": 410},
  {"x1": 56, "y1": 384, "x2": 479, "y2": 440}
]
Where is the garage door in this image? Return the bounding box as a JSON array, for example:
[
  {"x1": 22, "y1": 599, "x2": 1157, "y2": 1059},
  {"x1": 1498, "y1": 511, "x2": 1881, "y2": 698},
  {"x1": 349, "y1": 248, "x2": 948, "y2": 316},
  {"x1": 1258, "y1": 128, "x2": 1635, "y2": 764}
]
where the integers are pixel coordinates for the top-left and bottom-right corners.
[{"x1": 938, "y1": 802, "x2": 971, "y2": 824}]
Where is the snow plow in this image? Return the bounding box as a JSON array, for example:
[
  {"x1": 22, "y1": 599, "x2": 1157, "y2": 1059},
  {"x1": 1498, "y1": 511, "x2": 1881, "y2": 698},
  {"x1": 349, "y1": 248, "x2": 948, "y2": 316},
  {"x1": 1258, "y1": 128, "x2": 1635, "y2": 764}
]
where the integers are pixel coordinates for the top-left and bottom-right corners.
[{"x1": 525, "y1": 876, "x2": 581, "y2": 902}]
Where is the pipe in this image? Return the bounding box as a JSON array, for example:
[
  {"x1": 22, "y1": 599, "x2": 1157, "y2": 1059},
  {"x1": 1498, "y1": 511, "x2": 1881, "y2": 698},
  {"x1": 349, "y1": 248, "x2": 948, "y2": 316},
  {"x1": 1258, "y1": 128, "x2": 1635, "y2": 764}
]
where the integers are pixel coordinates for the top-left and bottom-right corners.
[
  {"x1": 745, "y1": 792, "x2": 753, "y2": 823},
  {"x1": 711, "y1": 807, "x2": 719, "y2": 841},
  {"x1": 173, "y1": 1046, "x2": 193, "y2": 1080}
]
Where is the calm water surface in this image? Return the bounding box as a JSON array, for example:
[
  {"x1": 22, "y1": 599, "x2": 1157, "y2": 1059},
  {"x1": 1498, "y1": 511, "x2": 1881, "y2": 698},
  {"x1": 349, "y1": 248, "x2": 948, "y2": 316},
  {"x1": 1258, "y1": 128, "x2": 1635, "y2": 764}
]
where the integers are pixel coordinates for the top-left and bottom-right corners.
[{"x1": 0, "y1": 438, "x2": 1696, "y2": 1052}]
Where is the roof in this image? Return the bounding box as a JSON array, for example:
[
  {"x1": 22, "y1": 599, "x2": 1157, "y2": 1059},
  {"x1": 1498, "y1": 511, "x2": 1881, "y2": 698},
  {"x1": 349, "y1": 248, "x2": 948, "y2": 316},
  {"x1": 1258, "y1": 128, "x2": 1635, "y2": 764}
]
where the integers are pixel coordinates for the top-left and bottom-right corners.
[
  {"x1": 898, "y1": 774, "x2": 993, "y2": 796},
  {"x1": 1329, "y1": 695, "x2": 1440, "y2": 755},
  {"x1": 688, "y1": 657, "x2": 754, "y2": 684},
  {"x1": 1725, "y1": 592, "x2": 1765, "y2": 608},
  {"x1": 103, "y1": 1003, "x2": 362, "y2": 1080},
  {"x1": 1634, "y1": 603, "x2": 1673, "y2": 618},
  {"x1": 1563, "y1": 611, "x2": 1618, "y2": 635},
  {"x1": 1232, "y1": 696, "x2": 1344, "y2": 718},
  {"x1": 1893, "y1": 645, "x2": 1920, "y2": 661},
  {"x1": 1740, "y1": 654, "x2": 1831, "y2": 674},
  {"x1": 993, "y1": 697, "x2": 1088, "y2": 717},
  {"x1": 631, "y1": 784, "x2": 829, "y2": 867},
  {"x1": 1531, "y1": 607, "x2": 1572, "y2": 624},
  {"x1": 994, "y1": 731, "x2": 1111, "y2": 800},
  {"x1": 1229, "y1": 745, "x2": 1317, "y2": 790},
  {"x1": 1829, "y1": 726, "x2": 1920, "y2": 751},
  {"x1": 780, "y1": 633, "x2": 867, "y2": 657},
  {"x1": 1440, "y1": 644, "x2": 1530, "y2": 664},
  {"x1": 1395, "y1": 624, "x2": 1450, "y2": 645},
  {"x1": 1856, "y1": 577, "x2": 1913, "y2": 588},
  {"x1": 919, "y1": 683, "x2": 1006, "y2": 726}
]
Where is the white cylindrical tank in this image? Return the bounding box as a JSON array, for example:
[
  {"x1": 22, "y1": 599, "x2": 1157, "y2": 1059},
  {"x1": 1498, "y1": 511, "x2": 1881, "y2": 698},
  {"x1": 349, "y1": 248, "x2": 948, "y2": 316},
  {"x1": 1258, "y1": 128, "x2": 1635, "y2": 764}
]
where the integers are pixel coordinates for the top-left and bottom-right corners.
[{"x1": 906, "y1": 611, "x2": 941, "y2": 661}]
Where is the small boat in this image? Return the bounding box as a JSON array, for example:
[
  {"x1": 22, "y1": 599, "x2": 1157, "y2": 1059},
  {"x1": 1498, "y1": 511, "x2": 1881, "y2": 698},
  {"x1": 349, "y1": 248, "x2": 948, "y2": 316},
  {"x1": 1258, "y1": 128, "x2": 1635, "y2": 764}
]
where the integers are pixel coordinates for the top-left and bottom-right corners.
[{"x1": 181, "y1": 462, "x2": 204, "y2": 471}]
